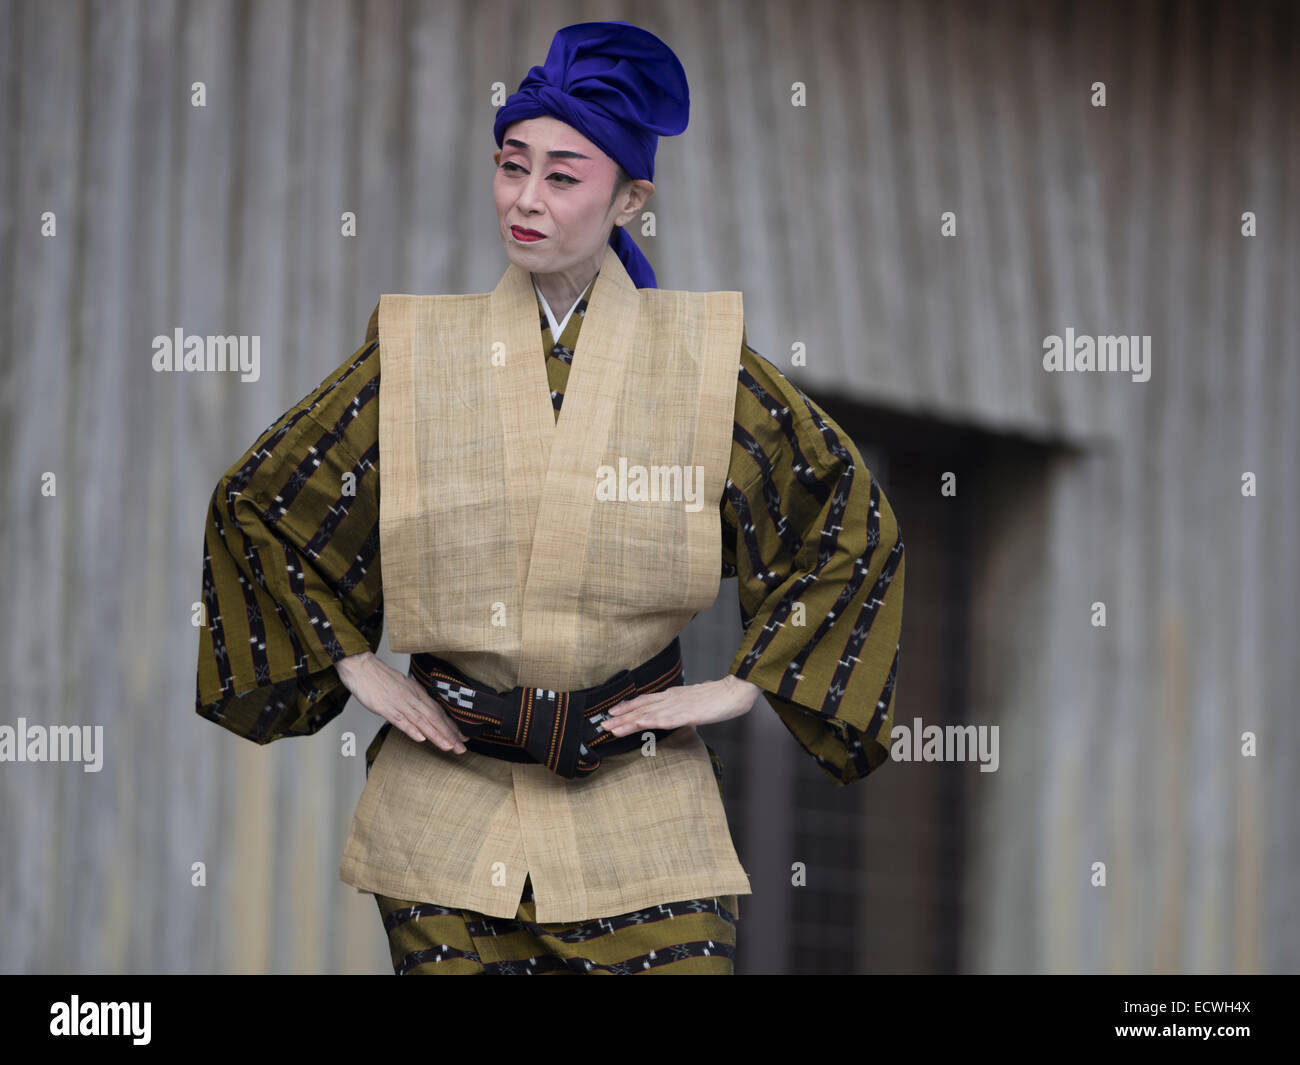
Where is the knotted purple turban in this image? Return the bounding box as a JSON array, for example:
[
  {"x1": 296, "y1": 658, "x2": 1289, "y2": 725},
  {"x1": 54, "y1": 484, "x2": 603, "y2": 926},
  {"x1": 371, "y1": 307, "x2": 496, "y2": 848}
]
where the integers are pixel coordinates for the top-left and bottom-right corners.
[{"x1": 493, "y1": 21, "x2": 689, "y2": 289}]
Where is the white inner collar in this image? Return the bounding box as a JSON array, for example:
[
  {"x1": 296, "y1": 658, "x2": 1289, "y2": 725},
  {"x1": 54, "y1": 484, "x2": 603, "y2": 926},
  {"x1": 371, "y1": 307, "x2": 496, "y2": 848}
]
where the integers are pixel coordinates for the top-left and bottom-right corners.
[{"x1": 532, "y1": 279, "x2": 583, "y2": 344}]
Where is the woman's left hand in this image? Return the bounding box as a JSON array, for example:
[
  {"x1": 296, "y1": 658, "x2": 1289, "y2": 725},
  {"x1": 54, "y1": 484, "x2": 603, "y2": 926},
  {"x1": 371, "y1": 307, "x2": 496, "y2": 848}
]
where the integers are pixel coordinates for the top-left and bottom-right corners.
[{"x1": 599, "y1": 675, "x2": 762, "y2": 736}]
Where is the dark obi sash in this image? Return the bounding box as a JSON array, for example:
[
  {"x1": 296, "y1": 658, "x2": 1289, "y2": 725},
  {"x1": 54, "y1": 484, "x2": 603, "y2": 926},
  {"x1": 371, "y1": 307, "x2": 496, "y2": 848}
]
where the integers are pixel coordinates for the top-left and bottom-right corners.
[{"x1": 401, "y1": 639, "x2": 686, "y2": 779}]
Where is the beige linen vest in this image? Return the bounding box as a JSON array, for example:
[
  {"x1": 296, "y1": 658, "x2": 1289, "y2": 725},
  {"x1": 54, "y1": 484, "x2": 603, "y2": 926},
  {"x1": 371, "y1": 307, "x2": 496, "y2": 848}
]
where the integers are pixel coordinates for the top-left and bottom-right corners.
[{"x1": 339, "y1": 246, "x2": 753, "y2": 921}]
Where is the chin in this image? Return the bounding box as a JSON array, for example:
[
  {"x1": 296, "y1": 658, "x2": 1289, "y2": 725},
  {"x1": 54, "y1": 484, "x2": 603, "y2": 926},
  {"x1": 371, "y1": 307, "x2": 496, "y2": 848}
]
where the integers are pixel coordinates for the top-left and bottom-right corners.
[{"x1": 504, "y1": 241, "x2": 548, "y2": 269}]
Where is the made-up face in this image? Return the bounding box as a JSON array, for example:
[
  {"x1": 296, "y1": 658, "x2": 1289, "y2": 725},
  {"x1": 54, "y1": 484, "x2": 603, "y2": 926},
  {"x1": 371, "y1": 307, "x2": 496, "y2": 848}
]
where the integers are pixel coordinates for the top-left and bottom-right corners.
[{"x1": 493, "y1": 115, "x2": 630, "y2": 277}]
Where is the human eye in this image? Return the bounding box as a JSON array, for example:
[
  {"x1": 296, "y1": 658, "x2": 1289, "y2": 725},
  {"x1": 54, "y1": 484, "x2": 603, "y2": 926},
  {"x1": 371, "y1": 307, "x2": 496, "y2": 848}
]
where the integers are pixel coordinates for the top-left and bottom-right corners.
[
  {"x1": 501, "y1": 160, "x2": 526, "y2": 174},
  {"x1": 549, "y1": 172, "x2": 579, "y2": 184}
]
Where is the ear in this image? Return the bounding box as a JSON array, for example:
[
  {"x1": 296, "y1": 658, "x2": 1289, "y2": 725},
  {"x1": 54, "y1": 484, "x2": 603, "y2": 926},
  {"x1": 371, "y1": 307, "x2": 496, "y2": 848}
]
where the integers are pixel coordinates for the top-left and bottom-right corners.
[
  {"x1": 614, "y1": 179, "x2": 654, "y2": 227},
  {"x1": 493, "y1": 148, "x2": 502, "y2": 166}
]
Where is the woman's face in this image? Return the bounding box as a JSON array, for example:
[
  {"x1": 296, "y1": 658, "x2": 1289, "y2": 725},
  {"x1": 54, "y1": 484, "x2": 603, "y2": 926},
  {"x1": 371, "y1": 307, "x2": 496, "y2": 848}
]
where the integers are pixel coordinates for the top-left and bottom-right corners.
[{"x1": 493, "y1": 116, "x2": 628, "y2": 277}]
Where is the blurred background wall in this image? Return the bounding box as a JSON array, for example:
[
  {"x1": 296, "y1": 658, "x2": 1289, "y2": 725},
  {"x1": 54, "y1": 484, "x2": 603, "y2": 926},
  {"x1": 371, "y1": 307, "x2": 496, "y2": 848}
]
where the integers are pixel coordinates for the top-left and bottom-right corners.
[{"x1": 1, "y1": 0, "x2": 1295, "y2": 974}]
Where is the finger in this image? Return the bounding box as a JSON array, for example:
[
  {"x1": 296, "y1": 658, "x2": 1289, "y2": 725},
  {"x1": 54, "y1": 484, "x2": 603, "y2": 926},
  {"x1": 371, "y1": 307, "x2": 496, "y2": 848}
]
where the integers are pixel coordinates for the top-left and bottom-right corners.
[
  {"x1": 431, "y1": 714, "x2": 469, "y2": 753},
  {"x1": 406, "y1": 697, "x2": 468, "y2": 754},
  {"x1": 428, "y1": 703, "x2": 470, "y2": 745},
  {"x1": 391, "y1": 679, "x2": 460, "y2": 749},
  {"x1": 395, "y1": 697, "x2": 453, "y2": 749},
  {"x1": 388, "y1": 710, "x2": 426, "y2": 744},
  {"x1": 608, "y1": 691, "x2": 667, "y2": 716},
  {"x1": 605, "y1": 714, "x2": 654, "y2": 736},
  {"x1": 413, "y1": 706, "x2": 466, "y2": 753},
  {"x1": 417, "y1": 698, "x2": 469, "y2": 750},
  {"x1": 406, "y1": 682, "x2": 471, "y2": 744}
]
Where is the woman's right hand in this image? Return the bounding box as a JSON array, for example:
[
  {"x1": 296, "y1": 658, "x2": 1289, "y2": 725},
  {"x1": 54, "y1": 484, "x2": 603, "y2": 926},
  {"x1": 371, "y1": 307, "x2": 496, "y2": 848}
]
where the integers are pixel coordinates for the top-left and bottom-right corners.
[{"x1": 335, "y1": 652, "x2": 468, "y2": 753}]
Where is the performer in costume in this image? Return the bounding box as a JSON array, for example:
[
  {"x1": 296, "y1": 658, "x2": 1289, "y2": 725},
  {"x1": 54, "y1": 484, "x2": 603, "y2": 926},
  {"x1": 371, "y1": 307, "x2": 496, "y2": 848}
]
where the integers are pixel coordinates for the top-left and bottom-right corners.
[{"x1": 194, "y1": 21, "x2": 904, "y2": 975}]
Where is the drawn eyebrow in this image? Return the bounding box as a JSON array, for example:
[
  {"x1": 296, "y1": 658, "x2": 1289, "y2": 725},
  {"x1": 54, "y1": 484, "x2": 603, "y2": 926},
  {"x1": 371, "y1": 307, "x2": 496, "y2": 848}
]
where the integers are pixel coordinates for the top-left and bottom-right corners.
[{"x1": 504, "y1": 138, "x2": 590, "y2": 161}]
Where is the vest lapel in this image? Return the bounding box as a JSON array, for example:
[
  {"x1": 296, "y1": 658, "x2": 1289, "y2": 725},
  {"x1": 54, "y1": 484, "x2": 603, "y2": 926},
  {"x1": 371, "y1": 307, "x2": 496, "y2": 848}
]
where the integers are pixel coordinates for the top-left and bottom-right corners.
[
  {"x1": 489, "y1": 262, "x2": 557, "y2": 612},
  {"x1": 513, "y1": 245, "x2": 639, "y2": 687}
]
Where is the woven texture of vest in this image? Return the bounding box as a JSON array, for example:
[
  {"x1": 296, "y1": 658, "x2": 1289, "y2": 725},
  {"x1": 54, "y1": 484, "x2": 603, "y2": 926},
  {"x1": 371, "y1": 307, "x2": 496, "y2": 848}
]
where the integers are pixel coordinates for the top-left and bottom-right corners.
[{"x1": 376, "y1": 245, "x2": 743, "y2": 695}]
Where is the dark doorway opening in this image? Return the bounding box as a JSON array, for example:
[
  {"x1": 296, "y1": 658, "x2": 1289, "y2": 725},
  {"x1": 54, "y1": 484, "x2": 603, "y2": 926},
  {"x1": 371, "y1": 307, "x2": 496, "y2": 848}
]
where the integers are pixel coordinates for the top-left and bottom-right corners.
[{"x1": 686, "y1": 397, "x2": 1057, "y2": 973}]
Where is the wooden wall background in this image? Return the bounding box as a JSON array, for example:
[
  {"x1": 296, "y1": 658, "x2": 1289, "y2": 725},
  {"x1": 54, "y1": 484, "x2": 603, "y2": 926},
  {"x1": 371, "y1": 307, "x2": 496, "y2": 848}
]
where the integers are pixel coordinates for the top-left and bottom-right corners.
[{"x1": 0, "y1": 0, "x2": 1294, "y2": 973}]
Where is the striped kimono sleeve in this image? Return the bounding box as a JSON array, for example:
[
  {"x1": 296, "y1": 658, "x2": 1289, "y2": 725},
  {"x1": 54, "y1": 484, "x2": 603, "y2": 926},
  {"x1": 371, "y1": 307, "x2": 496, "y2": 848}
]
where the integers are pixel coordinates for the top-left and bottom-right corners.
[
  {"x1": 195, "y1": 328, "x2": 383, "y2": 744},
  {"x1": 723, "y1": 342, "x2": 905, "y2": 785}
]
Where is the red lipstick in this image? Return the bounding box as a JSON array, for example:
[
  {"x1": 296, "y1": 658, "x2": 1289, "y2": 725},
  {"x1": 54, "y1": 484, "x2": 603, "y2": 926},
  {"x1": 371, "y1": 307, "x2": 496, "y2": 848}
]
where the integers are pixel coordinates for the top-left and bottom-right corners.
[{"x1": 511, "y1": 225, "x2": 546, "y2": 242}]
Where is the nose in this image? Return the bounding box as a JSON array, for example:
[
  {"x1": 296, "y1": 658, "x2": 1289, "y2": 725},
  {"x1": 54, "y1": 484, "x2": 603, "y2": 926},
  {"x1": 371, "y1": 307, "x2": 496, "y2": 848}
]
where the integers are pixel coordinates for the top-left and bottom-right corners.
[{"x1": 513, "y1": 167, "x2": 545, "y2": 215}]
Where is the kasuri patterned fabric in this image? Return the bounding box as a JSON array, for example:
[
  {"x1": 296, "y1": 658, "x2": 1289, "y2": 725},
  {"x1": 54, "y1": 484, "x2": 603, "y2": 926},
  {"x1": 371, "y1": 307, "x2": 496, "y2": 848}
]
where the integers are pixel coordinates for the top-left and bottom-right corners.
[{"x1": 373, "y1": 880, "x2": 738, "y2": 975}]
